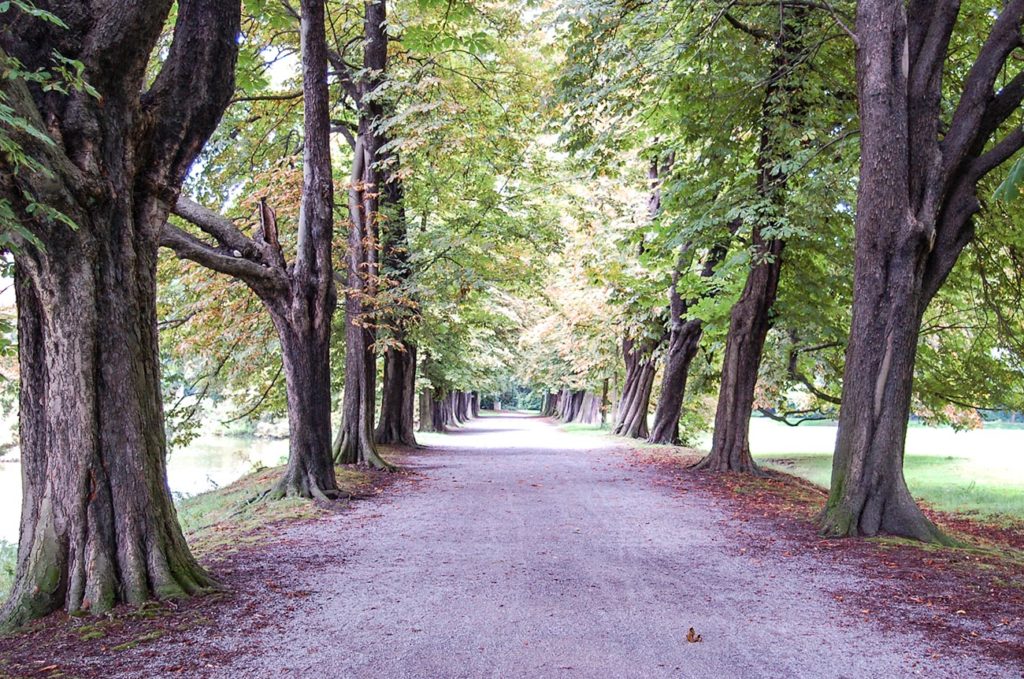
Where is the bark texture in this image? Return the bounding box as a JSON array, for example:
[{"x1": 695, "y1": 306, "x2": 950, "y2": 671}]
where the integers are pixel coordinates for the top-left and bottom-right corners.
[
  {"x1": 612, "y1": 338, "x2": 659, "y2": 439},
  {"x1": 648, "y1": 238, "x2": 731, "y2": 445},
  {"x1": 695, "y1": 10, "x2": 805, "y2": 473},
  {"x1": 376, "y1": 344, "x2": 418, "y2": 445},
  {"x1": 820, "y1": 0, "x2": 1024, "y2": 541},
  {"x1": 0, "y1": 0, "x2": 240, "y2": 629},
  {"x1": 335, "y1": 0, "x2": 392, "y2": 469},
  {"x1": 163, "y1": 0, "x2": 338, "y2": 499}
]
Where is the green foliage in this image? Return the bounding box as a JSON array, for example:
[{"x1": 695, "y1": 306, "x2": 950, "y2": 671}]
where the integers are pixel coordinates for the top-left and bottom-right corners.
[
  {"x1": 0, "y1": 538, "x2": 14, "y2": 602},
  {"x1": 0, "y1": 2, "x2": 94, "y2": 250}
]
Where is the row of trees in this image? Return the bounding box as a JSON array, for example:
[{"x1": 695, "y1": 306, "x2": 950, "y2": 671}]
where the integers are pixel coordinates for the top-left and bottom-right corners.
[
  {"x1": 533, "y1": 0, "x2": 1024, "y2": 544},
  {"x1": 4, "y1": 0, "x2": 1024, "y2": 633},
  {"x1": 0, "y1": 0, "x2": 547, "y2": 630}
]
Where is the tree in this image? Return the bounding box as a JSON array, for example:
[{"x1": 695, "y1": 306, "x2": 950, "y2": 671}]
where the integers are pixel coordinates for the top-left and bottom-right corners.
[
  {"x1": 820, "y1": 0, "x2": 1024, "y2": 541},
  {"x1": 334, "y1": 0, "x2": 393, "y2": 468},
  {"x1": 0, "y1": 0, "x2": 240, "y2": 629},
  {"x1": 693, "y1": 5, "x2": 812, "y2": 473},
  {"x1": 162, "y1": 0, "x2": 340, "y2": 498}
]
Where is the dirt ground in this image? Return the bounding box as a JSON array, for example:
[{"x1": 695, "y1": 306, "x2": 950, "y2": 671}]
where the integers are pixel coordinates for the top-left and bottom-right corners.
[{"x1": 0, "y1": 414, "x2": 1020, "y2": 678}]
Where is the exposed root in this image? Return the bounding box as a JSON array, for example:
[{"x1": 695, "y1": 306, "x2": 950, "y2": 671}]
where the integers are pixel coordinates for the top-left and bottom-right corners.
[{"x1": 690, "y1": 452, "x2": 767, "y2": 477}]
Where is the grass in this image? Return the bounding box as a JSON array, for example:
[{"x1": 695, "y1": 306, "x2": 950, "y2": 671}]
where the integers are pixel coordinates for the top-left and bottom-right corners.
[
  {"x1": 176, "y1": 464, "x2": 373, "y2": 557},
  {"x1": 757, "y1": 452, "x2": 1024, "y2": 523},
  {"x1": 0, "y1": 464, "x2": 374, "y2": 603},
  {"x1": 558, "y1": 422, "x2": 611, "y2": 435}
]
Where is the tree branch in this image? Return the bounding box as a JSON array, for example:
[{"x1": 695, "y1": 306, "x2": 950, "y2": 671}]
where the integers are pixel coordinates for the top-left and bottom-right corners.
[
  {"x1": 942, "y1": 0, "x2": 1024, "y2": 179},
  {"x1": 161, "y1": 224, "x2": 287, "y2": 291},
  {"x1": 141, "y1": 0, "x2": 242, "y2": 186},
  {"x1": 173, "y1": 196, "x2": 256, "y2": 256}
]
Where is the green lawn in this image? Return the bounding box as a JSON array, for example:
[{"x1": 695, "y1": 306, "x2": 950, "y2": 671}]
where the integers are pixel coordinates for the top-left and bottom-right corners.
[{"x1": 757, "y1": 452, "x2": 1024, "y2": 522}]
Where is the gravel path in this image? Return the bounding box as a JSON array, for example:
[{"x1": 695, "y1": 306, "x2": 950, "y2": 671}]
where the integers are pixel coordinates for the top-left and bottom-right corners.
[{"x1": 210, "y1": 414, "x2": 1013, "y2": 678}]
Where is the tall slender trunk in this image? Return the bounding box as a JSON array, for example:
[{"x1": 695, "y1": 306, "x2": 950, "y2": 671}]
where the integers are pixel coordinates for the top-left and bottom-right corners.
[
  {"x1": 695, "y1": 10, "x2": 805, "y2": 472},
  {"x1": 600, "y1": 378, "x2": 610, "y2": 426},
  {"x1": 163, "y1": 0, "x2": 338, "y2": 496},
  {"x1": 0, "y1": 0, "x2": 240, "y2": 629},
  {"x1": 335, "y1": 0, "x2": 392, "y2": 469},
  {"x1": 694, "y1": 235, "x2": 783, "y2": 472}
]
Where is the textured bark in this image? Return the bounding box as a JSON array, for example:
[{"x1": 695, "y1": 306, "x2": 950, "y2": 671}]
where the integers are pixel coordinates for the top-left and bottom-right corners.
[
  {"x1": 163, "y1": 0, "x2": 338, "y2": 499},
  {"x1": 612, "y1": 337, "x2": 659, "y2": 439},
  {"x1": 648, "y1": 233, "x2": 734, "y2": 445},
  {"x1": 376, "y1": 344, "x2": 417, "y2": 445},
  {"x1": 335, "y1": 0, "x2": 392, "y2": 469},
  {"x1": 694, "y1": 234, "x2": 783, "y2": 474},
  {"x1": 696, "y1": 10, "x2": 805, "y2": 473},
  {"x1": 819, "y1": 0, "x2": 1024, "y2": 542},
  {"x1": 647, "y1": 321, "x2": 702, "y2": 444},
  {"x1": 0, "y1": 0, "x2": 240, "y2": 629}
]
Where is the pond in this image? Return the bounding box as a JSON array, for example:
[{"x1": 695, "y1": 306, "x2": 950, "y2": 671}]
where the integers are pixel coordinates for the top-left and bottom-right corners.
[{"x1": 0, "y1": 434, "x2": 289, "y2": 544}]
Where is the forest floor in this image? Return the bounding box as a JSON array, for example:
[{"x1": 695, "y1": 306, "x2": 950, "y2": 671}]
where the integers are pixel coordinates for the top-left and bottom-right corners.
[{"x1": 0, "y1": 414, "x2": 1021, "y2": 678}]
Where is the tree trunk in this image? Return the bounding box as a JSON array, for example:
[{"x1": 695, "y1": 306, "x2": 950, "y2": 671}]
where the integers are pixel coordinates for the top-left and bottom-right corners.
[
  {"x1": 471, "y1": 392, "x2": 481, "y2": 418},
  {"x1": 163, "y1": 0, "x2": 339, "y2": 495},
  {"x1": 613, "y1": 337, "x2": 658, "y2": 439},
  {"x1": 695, "y1": 11, "x2": 805, "y2": 473},
  {"x1": 648, "y1": 231, "x2": 734, "y2": 445},
  {"x1": 424, "y1": 389, "x2": 450, "y2": 433},
  {"x1": 270, "y1": 310, "x2": 339, "y2": 499},
  {"x1": 5, "y1": 234, "x2": 217, "y2": 630},
  {"x1": 813, "y1": 0, "x2": 1024, "y2": 542},
  {"x1": 418, "y1": 390, "x2": 435, "y2": 432},
  {"x1": 600, "y1": 378, "x2": 610, "y2": 426},
  {"x1": 648, "y1": 320, "x2": 703, "y2": 444},
  {"x1": 335, "y1": 0, "x2": 391, "y2": 469},
  {"x1": 375, "y1": 343, "x2": 418, "y2": 446},
  {"x1": 0, "y1": 0, "x2": 240, "y2": 630},
  {"x1": 694, "y1": 237, "x2": 783, "y2": 473}
]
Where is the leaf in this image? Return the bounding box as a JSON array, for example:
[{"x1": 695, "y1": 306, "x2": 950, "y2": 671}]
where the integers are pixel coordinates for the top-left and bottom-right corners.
[
  {"x1": 993, "y1": 154, "x2": 1024, "y2": 202},
  {"x1": 686, "y1": 627, "x2": 703, "y2": 643}
]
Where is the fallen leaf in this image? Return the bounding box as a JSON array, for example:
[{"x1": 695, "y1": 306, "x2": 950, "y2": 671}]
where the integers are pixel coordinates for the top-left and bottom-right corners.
[{"x1": 686, "y1": 627, "x2": 703, "y2": 643}]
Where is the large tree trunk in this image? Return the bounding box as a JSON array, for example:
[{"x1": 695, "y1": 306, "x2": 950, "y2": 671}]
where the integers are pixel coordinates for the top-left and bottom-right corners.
[
  {"x1": 0, "y1": 0, "x2": 240, "y2": 630},
  {"x1": 694, "y1": 236, "x2": 783, "y2": 473},
  {"x1": 613, "y1": 337, "x2": 658, "y2": 439},
  {"x1": 271, "y1": 308, "x2": 338, "y2": 499},
  {"x1": 376, "y1": 343, "x2": 418, "y2": 446},
  {"x1": 816, "y1": 0, "x2": 1024, "y2": 541},
  {"x1": 6, "y1": 232, "x2": 217, "y2": 629}
]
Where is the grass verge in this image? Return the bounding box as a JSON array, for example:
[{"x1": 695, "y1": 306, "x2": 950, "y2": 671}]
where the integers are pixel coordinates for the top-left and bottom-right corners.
[{"x1": 0, "y1": 464, "x2": 376, "y2": 602}]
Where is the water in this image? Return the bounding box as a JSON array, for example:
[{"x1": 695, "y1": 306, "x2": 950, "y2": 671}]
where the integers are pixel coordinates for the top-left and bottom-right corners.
[{"x1": 0, "y1": 434, "x2": 288, "y2": 544}]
